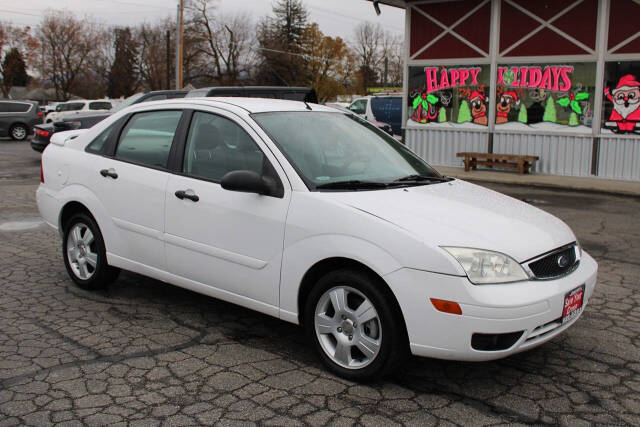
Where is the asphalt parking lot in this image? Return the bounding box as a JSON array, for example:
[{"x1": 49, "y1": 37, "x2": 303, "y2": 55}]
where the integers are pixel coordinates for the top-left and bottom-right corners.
[{"x1": 1, "y1": 139, "x2": 639, "y2": 426}]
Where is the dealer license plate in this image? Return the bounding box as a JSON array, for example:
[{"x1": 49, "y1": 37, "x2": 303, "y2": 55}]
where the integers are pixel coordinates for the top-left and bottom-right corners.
[{"x1": 562, "y1": 285, "x2": 585, "y2": 324}]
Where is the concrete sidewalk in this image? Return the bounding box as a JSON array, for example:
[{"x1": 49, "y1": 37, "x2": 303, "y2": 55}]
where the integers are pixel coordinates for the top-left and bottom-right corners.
[{"x1": 436, "y1": 166, "x2": 640, "y2": 197}]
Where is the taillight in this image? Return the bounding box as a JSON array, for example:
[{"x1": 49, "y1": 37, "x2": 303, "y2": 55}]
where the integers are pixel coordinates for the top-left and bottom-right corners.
[
  {"x1": 37, "y1": 111, "x2": 43, "y2": 117},
  {"x1": 40, "y1": 160, "x2": 44, "y2": 183},
  {"x1": 36, "y1": 129, "x2": 51, "y2": 138}
]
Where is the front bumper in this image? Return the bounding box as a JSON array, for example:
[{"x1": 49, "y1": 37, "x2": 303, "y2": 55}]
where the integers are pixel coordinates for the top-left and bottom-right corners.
[{"x1": 384, "y1": 251, "x2": 598, "y2": 361}]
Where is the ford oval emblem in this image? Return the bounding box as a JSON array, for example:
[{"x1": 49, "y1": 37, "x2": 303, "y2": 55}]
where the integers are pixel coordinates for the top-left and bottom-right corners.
[{"x1": 557, "y1": 255, "x2": 569, "y2": 268}]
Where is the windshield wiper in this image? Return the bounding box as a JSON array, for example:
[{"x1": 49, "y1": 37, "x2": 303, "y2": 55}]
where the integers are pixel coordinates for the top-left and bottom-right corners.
[
  {"x1": 315, "y1": 180, "x2": 389, "y2": 190},
  {"x1": 391, "y1": 174, "x2": 452, "y2": 183}
]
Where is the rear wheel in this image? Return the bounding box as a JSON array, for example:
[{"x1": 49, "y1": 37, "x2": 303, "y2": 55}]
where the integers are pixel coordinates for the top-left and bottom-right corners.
[
  {"x1": 63, "y1": 213, "x2": 119, "y2": 290},
  {"x1": 10, "y1": 124, "x2": 27, "y2": 141},
  {"x1": 304, "y1": 269, "x2": 407, "y2": 381}
]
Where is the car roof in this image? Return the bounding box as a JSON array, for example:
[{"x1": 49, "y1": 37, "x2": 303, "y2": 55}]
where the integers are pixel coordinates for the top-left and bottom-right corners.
[{"x1": 165, "y1": 97, "x2": 338, "y2": 114}]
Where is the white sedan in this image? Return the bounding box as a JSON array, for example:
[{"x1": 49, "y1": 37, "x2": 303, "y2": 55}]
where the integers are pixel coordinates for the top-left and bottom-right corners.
[{"x1": 37, "y1": 98, "x2": 598, "y2": 380}]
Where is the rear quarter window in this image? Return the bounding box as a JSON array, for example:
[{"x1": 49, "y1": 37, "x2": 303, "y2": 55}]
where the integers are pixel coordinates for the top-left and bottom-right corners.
[{"x1": 6, "y1": 103, "x2": 31, "y2": 113}]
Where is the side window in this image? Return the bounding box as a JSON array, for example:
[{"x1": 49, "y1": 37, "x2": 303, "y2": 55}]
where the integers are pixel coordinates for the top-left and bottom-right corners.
[
  {"x1": 349, "y1": 99, "x2": 367, "y2": 115},
  {"x1": 67, "y1": 103, "x2": 84, "y2": 111},
  {"x1": 89, "y1": 101, "x2": 112, "y2": 110},
  {"x1": 183, "y1": 111, "x2": 267, "y2": 182},
  {"x1": 0, "y1": 102, "x2": 9, "y2": 113},
  {"x1": 115, "y1": 110, "x2": 182, "y2": 169}
]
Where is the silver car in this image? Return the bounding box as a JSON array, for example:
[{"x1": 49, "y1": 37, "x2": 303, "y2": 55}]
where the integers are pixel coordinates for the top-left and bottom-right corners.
[{"x1": 0, "y1": 100, "x2": 42, "y2": 141}]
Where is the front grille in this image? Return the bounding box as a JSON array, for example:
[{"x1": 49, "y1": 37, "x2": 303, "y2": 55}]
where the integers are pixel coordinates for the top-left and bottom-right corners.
[{"x1": 528, "y1": 244, "x2": 578, "y2": 279}]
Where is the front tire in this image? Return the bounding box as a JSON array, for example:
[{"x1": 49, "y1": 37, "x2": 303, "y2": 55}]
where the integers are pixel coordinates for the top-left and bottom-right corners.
[
  {"x1": 10, "y1": 124, "x2": 28, "y2": 141},
  {"x1": 304, "y1": 269, "x2": 407, "y2": 381},
  {"x1": 63, "y1": 213, "x2": 119, "y2": 290}
]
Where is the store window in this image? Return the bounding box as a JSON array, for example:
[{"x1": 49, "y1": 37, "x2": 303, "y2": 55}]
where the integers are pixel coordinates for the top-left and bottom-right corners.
[
  {"x1": 408, "y1": 64, "x2": 491, "y2": 128},
  {"x1": 602, "y1": 61, "x2": 640, "y2": 135},
  {"x1": 494, "y1": 63, "x2": 596, "y2": 132}
]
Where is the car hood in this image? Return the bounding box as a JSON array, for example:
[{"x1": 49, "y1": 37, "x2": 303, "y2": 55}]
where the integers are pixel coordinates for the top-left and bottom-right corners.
[{"x1": 323, "y1": 179, "x2": 575, "y2": 262}]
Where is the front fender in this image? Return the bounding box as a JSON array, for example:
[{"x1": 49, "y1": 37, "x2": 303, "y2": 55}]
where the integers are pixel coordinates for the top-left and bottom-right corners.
[{"x1": 278, "y1": 233, "x2": 404, "y2": 323}]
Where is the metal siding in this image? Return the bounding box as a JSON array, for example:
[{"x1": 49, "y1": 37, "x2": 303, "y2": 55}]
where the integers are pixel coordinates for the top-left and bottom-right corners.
[
  {"x1": 405, "y1": 129, "x2": 488, "y2": 167},
  {"x1": 493, "y1": 133, "x2": 593, "y2": 176},
  {"x1": 598, "y1": 137, "x2": 640, "y2": 181}
]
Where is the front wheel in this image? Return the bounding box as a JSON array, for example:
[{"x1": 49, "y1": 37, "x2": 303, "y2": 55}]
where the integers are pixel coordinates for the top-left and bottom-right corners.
[
  {"x1": 10, "y1": 124, "x2": 28, "y2": 141},
  {"x1": 304, "y1": 269, "x2": 407, "y2": 381},
  {"x1": 63, "y1": 213, "x2": 119, "y2": 290}
]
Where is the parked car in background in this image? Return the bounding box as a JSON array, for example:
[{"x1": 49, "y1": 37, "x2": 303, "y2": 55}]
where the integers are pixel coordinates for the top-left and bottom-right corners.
[
  {"x1": 45, "y1": 100, "x2": 113, "y2": 123},
  {"x1": 38, "y1": 97, "x2": 597, "y2": 380},
  {"x1": 32, "y1": 90, "x2": 188, "y2": 153},
  {"x1": 186, "y1": 86, "x2": 318, "y2": 103},
  {"x1": 348, "y1": 95, "x2": 403, "y2": 136},
  {"x1": 0, "y1": 100, "x2": 42, "y2": 141},
  {"x1": 325, "y1": 103, "x2": 394, "y2": 136}
]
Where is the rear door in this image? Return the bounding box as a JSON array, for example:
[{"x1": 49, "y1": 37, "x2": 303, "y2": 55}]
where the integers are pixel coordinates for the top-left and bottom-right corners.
[
  {"x1": 164, "y1": 109, "x2": 290, "y2": 310},
  {"x1": 91, "y1": 109, "x2": 184, "y2": 271}
]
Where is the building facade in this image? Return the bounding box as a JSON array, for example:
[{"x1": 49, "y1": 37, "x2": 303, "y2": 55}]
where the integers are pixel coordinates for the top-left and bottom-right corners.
[{"x1": 378, "y1": 0, "x2": 640, "y2": 181}]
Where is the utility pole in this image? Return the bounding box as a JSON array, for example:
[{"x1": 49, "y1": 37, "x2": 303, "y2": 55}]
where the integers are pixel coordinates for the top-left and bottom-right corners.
[
  {"x1": 384, "y1": 57, "x2": 389, "y2": 88},
  {"x1": 175, "y1": 0, "x2": 184, "y2": 90},
  {"x1": 166, "y1": 30, "x2": 171, "y2": 90},
  {"x1": 175, "y1": 3, "x2": 180, "y2": 90}
]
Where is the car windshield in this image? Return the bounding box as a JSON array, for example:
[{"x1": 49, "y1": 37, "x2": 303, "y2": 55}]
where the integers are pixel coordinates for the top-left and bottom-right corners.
[
  {"x1": 111, "y1": 93, "x2": 145, "y2": 112},
  {"x1": 252, "y1": 111, "x2": 443, "y2": 190}
]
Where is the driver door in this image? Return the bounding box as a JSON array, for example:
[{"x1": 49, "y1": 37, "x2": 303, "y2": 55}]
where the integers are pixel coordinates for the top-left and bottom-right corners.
[{"x1": 164, "y1": 110, "x2": 291, "y2": 310}]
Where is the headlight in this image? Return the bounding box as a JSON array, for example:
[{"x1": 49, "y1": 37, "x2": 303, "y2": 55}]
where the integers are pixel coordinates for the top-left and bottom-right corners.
[{"x1": 442, "y1": 247, "x2": 529, "y2": 284}]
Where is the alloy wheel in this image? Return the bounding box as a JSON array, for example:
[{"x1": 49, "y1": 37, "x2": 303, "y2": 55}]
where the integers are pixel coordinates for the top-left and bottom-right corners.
[
  {"x1": 11, "y1": 125, "x2": 26, "y2": 140},
  {"x1": 314, "y1": 286, "x2": 382, "y2": 369},
  {"x1": 66, "y1": 223, "x2": 98, "y2": 280}
]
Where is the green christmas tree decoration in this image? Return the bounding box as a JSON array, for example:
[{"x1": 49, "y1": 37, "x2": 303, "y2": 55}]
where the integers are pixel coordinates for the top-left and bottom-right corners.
[
  {"x1": 438, "y1": 107, "x2": 447, "y2": 123},
  {"x1": 457, "y1": 100, "x2": 471, "y2": 123},
  {"x1": 518, "y1": 103, "x2": 528, "y2": 124},
  {"x1": 543, "y1": 96, "x2": 557, "y2": 123},
  {"x1": 569, "y1": 112, "x2": 579, "y2": 126}
]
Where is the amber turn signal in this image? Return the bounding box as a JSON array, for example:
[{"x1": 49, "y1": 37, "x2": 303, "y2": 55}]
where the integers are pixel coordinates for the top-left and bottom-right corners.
[{"x1": 430, "y1": 298, "x2": 462, "y2": 315}]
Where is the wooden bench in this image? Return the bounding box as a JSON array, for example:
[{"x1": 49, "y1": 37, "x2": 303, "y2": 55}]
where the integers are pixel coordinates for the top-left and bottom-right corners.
[{"x1": 456, "y1": 152, "x2": 539, "y2": 174}]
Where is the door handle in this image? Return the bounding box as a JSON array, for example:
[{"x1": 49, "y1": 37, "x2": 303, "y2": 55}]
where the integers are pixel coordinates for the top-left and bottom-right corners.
[
  {"x1": 99, "y1": 168, "x2": 118, "y2": 179},
  {"x1": 175, "y1": 190, "x2": 199, "y2": 202}
]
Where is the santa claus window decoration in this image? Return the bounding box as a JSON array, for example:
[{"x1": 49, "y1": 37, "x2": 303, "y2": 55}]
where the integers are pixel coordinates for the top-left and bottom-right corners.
[
  {"x1": 494, "y1": 63, "x2": 596, "y2": 132},
  {"x1": 407, "y1": 64, "x2": 491, "y2": 128},
  {"x1": 602, "y1": 62, "x2": 640, "y2": 135}
]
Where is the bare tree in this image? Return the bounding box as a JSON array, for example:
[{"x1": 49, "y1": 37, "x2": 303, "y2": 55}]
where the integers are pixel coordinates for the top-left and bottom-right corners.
[
  {"x1": 136, "y1": 21, "x2": 172, "y2": 91},
  {"x1": 38, "y1": 11, "x2": 96, "y2": 100},
  {"x1": 352, "y1": 21, "x2": 382, "y2": 88},
  {"x1": 187, "y1": 0, "x2": 256, "y2": 85}
]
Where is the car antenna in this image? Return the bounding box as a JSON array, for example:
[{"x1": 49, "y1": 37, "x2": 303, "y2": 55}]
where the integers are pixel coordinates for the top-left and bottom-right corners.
[{"x1": 303, "y1": 101, "x2": 312, "y2": 111}]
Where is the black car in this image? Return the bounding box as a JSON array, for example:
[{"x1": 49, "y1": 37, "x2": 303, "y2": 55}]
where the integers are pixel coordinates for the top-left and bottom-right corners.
[
  {"x1": 31, "y1": 90, "x2": 188, "y2": 153},
  {"x1": 186, "y1": 86, "x2": 318, "y2": 103}
]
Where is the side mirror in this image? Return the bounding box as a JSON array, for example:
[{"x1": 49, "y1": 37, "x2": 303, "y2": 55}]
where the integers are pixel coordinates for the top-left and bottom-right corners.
[{"x1": 221, "y1": 170, "x2": 275, "y2": 196}]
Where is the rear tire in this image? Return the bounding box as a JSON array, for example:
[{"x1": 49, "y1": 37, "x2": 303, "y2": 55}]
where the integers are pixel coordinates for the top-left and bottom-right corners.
[
  {"x1": 62, "y1": 212, "x2": 120, "y2": 290},
  {"x1": 304, "y1": 268, "x2": 407, "y2": 381},
  {"x1": 10, "y1": 124, "x2": 28, "y2": 141}
]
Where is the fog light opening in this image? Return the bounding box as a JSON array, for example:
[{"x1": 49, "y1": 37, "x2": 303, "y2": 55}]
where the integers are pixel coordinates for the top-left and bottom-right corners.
[{"x1": 430, "y1": 298, "x2": 462, "y2": 315}]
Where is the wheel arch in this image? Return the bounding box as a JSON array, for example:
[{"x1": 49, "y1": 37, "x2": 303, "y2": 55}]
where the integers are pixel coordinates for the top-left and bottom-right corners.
[
  {"x1": 59, "y1": 200, "x2": 96, "y2": 233},
  {"x1": 297, "y1": 256, "x2": 409, "y2": 343}
]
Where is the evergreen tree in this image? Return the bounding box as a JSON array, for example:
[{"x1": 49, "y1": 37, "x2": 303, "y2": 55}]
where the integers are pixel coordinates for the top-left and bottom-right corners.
[
  {"x1": 457, "y1": 100, "x2": 471, "y2": 123},
  {"x1": 569, "y1": 112, "x2": 579, "y2": 126},
  {"x1": 256, "y1": 0, "x2": 309, "y2": 86},
  {"x1": 438, "y1": 107, "x2": 447, "y2": 123},
  {"x1": 107, "y1": 27, "x2": 139, "y2": 98},
  {"x1": 518, "y1": 103, "x2": 528, "y2": 124},
  {"x1": 2, "y1": 48, "x2": 29, "y2": 88},
  {"x1": 543, "y1": 96, "x2": 557, "y2": 123}
]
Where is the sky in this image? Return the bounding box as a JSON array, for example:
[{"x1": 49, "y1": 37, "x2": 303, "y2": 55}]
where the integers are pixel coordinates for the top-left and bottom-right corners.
[{"x1": 0, "y1": 0, "x2": 405, "y2": 40}]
